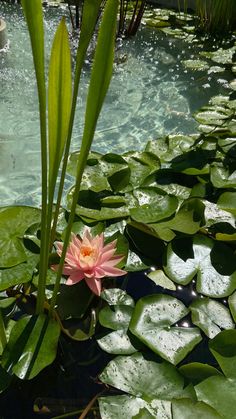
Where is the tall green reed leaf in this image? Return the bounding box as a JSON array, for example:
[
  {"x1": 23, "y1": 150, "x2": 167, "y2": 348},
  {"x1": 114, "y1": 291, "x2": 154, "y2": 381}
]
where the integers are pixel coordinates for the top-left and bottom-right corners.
[
  {"x1": 21, "y1": 0, "x2": 47, "y2": 314},
  {"x1": 48, "y1": 18, "x2": 72, "y2": 190},
  {"x1": 49, "y1": 0, "x2": 119, "y2": 312},
  {"x1": 50, "y1": 0, "x2": 103, "y2": 247},
  {"x1": 37, "y1": 18, "x2": 73, "y2": 314}
]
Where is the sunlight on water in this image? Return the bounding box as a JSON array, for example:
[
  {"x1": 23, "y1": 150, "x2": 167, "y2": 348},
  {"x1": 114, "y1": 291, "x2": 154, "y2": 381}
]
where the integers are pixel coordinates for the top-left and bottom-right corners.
[{"x1": 0, "y1": 3, "x2": 232, "y2": 206}]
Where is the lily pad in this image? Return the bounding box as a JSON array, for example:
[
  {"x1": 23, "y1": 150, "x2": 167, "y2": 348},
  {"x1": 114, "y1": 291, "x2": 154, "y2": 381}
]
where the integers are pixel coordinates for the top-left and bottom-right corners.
[
  {"x1": 172, "y1": 399, "x2": 222, "y2": 419},
  {"x1": 147, "y1": 270, "x2": 176, "y2": 291},
  {"x1": 1, "y1": 314, "x2": 60, "y2": 380},
  {"x1": 164, "y1": 235, "x2": 236, "y2": 298},
  {"x1": 217, "y1": 192, "x2": 236, "y2": 215},
  {"x1": 211, "y1": 165, "x2": 236, "y2": 188},
  {"x1": 0, "y1": 207, "x2": 41, "y2": 268},
  {"x1": 99, "y1": 305, "x2": 133, "y2": 331},
  {"x1": 0, "y1": 254, "x2": 39, "y2": 291},
  {"x1": 130, "y1": 195, "x2": 178, "y2": 224},
  {"x1": 101, "y1": 288, "x2": 134, "y2": 307},
  {"x1": 129, "y1": 294, "x2": 201, "y2": 365},
  {"x1": 97, "y1": 329, "x2": 137, "y2": 355},
  {"x1": 182, "y1": 60, "x2": 209, "y2": 71},
  {"x1": 195, "y1": 376, "x2": 236, "y2": 419},
  {"x1": 99, "y1": 352, "x2": 189, "y2": 400},
  {"x1": 190, "y1": 298, "x2": 234, "y2": 338}
]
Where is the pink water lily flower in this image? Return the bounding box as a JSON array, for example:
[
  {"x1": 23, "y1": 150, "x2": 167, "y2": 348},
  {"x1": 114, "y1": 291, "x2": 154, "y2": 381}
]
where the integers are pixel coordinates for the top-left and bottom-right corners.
[{"x1": 53, "y1": 229, "x2": 126, "y2": 296}]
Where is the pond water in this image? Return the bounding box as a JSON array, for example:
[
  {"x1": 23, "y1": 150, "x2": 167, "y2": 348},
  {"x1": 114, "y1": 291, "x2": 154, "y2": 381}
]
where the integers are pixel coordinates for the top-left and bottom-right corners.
[{"x1": 0, "y1": 3, "x2": 232, "y2": 206}]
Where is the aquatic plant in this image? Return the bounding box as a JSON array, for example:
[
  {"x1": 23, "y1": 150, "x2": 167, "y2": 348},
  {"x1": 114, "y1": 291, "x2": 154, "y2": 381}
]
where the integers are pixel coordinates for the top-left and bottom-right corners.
[
  {"x1": 0, "y1": 1, "x2": 236, "y2": 418},
  {"x1": 196, "y1": 0, "x2": 236, "y2": 34},
  {"x1": 53, "y1": 230, "x2": 126, "y2": 295},
  {"x1": 0, "y1": 0, "x2": 120, "y2": 386}
]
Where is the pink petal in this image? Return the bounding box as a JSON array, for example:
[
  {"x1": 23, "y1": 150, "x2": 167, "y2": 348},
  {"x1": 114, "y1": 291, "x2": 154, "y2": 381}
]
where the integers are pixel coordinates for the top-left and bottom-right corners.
[
  {"x1": 62, "y1": 265, "x2": 79, "y2": 276},
  {"x1": 101, "y1": 255, "x2": 124, "y2": 268},
  {"x1": 100, "y1": 265, "x2": 127, "y2": 277},
  {"x1": 85, "y1": 277, "x2": 102, "y2": 296},
  {"x1": 83, "y1": 228, "x2": 93, "y2": 243},
  {"x1": 102, "y1": 241, "x2": 116, "y2": 254},
  {"x1": 66, "y1": 271, "x2": 85, "y2": 286},
  {"x1": 98, "y1": 247, "x2": 116, "y2": 264},
  {"x1": 71, "y1": 233, "x2": 82, "y2": 249},
  {"x1": 92, "y1": 266, "x2": 107, "y2": 278}
]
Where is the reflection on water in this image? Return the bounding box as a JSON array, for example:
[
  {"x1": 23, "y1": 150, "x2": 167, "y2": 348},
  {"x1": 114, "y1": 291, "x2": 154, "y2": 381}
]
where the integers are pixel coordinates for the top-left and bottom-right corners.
[{"x1": 0, "y1": 3, "x2": 232, "y2": 206}]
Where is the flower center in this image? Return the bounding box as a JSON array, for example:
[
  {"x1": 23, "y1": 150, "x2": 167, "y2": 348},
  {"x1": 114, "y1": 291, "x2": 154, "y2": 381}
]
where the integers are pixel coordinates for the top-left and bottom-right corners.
[{"x1": 81, "y1": 245, "x2": 94, "y2": 258}]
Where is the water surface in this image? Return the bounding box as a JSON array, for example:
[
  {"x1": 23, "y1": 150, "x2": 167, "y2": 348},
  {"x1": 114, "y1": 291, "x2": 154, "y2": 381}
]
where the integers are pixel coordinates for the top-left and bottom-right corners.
[{"x1": 0, "y1": 3, "x2": 232, "y2": 206}]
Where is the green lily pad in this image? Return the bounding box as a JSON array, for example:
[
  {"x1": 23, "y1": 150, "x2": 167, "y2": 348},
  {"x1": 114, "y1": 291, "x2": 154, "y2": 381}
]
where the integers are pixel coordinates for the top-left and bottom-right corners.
[
  {"x1": 194, "y1": 110, "x2": 229, "y2": 126},
  {"x1": 0, "y1": 254, "x2": 39, "y2": 291},
  {"x1": 55, "y1": 281, "x2": 94, "y2": 320},
  {"x1": 99, "y1": 352, "x2": 189, "y2": 400},
  {"x1": 130, "y1": 195, "x2": 178, "y2": 224},
  {"x1": 1, "y1": 314, "x2": 60, "y2": 380},
  {"x1": 125, "y1": 250, "x2": 149, "y2": 272},
  {"x1": 217, "y1": 192, "x2": 236, "y2": 215},
  {"x1": 195, "y1": 376, "x2": 236, "y2": 419},
  {"x1": 164, "y1": 235, "x2": 236, "y2": 298},
  {"x1": 129, "y1": 294, "x2": 202, "y2": 365},
  {"x1": 0, "y1": 207, "x2": 41, "y2": 268},
  {"x1": 211, "y1": 165, "x2": 236, "y2": 188},
  {"x1": 190, "y1": 298, "x2": 234, "y2": 338},
  {"x1": 172, "y1": 399, "x2": 222, "y2": 419},
  {"x1": 228, "y1": 291, "x2": 236, "y2": 322},
  {"x1": 151, "y1": 198, "x2": 205, "y2": 238},
  {"x1": 182, "y1": 60, "x2": 209, "y2": 71},
  {"x1": 147, "y1": 270, "x2": 176, "y2": 290},
  {"x1": 101, "y1": 288, "x2": 134, "y2": 307},
  {"x1": 97, "y1": 329, "x2": 137, "y2": 355},
  {"x1": 99, "y1": 395, "x2": 170, "y2": 419},
  {"x1": 179, "y1": 362, "x2": 222, "y2": 385},
  {"x1": 209, "y1": 330, "x2": 236, "y2": 379},
  {"x1": 99, "y1": 305, "x2": 133, "y2": 331}
]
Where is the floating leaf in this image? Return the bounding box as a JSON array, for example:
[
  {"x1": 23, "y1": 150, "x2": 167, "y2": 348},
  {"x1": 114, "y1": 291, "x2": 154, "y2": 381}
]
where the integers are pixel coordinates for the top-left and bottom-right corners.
[
  {"x1": 147, "y1": 270, "x2": 176, "y2": 290},
  {"x1": 99, "y1": 395, "x2": 170, "y2": 419},
  {"x1": 99, "y1": 352, "x2": 188, "y2": 400},
  {"x1": 182, "y1": 59, "x2": 209, "y2": 71},
  {"x1": 172, "y1": 399, "x2": 222, "y2": 419},
  {"x1": 0, "y1": 254, "x2": 39, "y2": 291},
  {"x1": 195, "y1": 376, "x2": 236, "y2": 419},
  {"x1": 0, "y1": 207, "x2": 41, "y2": 268},
  {"x1": 164, "y1": 235, "x2": 236, "y2": 298},
  {"x1": 209, "y1": 330, "x2": 236, "y2": 379},
  {"x1": 179, "y1": 362, "x2": 222, "y2": 385},
  {"x1": 55, "y1": 281, "x2": 93, "y2": 320},
  {"x1": 190, "y1": 298, "x2": 234, "y2": 338},
  {"x1": 99, "y1": 305, "x2": 133, "y2": 331},
  {"x1": 2, "y1": 314, "x2": 60, "y2": 380},
  {"x1": 97, "y1": 329, "x2": 137, "y2": 355},
  {"x1": 129, "y1": 294, "x2": 201, "y2": 365},
  {"x1": 130, "y1": 195, "x2": 178, "y2": 224},
  {"x1": 211, "y1": 165, "x2": 236, "y2": 188},
  {"x1": 217, "y1": 192, "x2": 236, "y2": 215},
  {"x1": 101, "y1": 288, "x2": 134, "y2": 307}
]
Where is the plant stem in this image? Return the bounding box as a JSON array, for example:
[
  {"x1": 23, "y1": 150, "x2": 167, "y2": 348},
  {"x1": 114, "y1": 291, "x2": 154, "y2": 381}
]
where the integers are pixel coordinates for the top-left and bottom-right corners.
[
  {"x1": 35, "y1": 68, "x2": 48, "y2": 315},
  {"x1": 0, "y1": 309, "x2": 7, "y2": 350}
]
